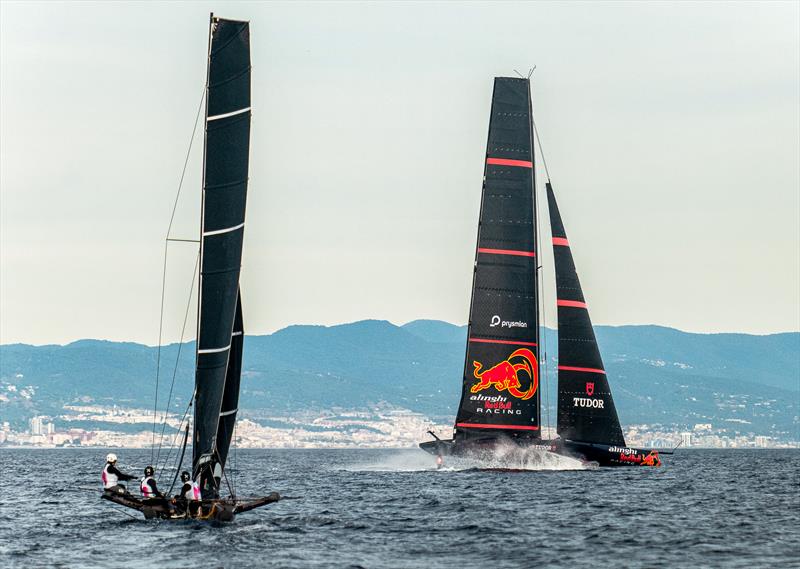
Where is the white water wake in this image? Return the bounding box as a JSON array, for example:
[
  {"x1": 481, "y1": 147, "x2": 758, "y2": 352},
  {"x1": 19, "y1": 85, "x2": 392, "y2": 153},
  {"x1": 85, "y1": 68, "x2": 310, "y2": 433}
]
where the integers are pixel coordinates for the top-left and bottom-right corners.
[{"x1": 344, "y1": 445, "x2": 593, "y2": 472}]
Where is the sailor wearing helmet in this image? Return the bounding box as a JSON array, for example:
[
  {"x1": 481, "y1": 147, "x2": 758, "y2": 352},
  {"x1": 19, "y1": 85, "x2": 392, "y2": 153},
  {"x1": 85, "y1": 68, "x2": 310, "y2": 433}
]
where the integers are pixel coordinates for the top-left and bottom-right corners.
[
  {"x1": 140, "y1": 465, "x2": 164, "y2": 499},
  {"x1": 173, "y1": 471, "x2": 201, "y2": 517},
  {"x1": 101, "y1": 453, "x2": 136, "y2": 495}
]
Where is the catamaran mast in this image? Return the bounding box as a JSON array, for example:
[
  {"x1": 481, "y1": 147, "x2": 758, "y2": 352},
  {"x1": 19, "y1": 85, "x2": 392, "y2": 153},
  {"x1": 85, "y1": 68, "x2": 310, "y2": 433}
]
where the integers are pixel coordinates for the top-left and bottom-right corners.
[{"x1": 193, "y1": 11, "x2": 213, "y2": 483}]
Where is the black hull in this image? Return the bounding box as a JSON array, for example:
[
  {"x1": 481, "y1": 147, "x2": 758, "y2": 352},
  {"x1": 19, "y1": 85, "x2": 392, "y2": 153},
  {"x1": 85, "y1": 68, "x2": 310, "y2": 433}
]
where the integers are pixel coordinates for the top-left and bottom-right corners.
[
  {"x1": 102, "y1": 491, "x2": 280, "y2": 521},
  {"x1": 420, "y1": 438, "x2": 662, "y2": 467}
]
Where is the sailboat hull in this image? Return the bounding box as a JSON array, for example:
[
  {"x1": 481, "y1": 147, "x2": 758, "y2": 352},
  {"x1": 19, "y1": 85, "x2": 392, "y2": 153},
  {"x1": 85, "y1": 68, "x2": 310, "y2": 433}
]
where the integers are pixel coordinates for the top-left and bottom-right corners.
[
  {"x1": 419, "y1": 438, "x2": 661, "y2": 467},
  {"x1": 101, "y1": 491, "x2": 280, "y2": 521}
]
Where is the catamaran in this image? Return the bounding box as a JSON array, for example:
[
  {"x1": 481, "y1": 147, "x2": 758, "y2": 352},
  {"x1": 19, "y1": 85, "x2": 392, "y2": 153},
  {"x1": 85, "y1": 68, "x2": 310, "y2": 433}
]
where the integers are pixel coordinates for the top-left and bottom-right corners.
[
  {"x1": 420, "y1": 76, "x2": 663, "y2": 467},
  {"x1": 103, "y1": 14, "x2": 281, "y2": 520}
]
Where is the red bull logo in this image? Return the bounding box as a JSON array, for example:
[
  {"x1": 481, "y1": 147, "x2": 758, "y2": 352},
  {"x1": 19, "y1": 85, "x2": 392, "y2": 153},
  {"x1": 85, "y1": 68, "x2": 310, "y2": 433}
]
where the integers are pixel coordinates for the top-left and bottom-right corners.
[
  {"x1": 470, "y1": 348, "x2": 538, "y2": 400},
  {"x1": 641, "y1": 450, "x2": 661, "y2": 467}
]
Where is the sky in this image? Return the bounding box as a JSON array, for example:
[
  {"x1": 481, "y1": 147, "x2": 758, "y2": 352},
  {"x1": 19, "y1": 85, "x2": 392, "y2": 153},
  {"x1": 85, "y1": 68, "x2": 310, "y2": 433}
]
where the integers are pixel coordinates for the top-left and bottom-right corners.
[{"x1": 1, "y1": 1, "x2": 798, "y2": 345}]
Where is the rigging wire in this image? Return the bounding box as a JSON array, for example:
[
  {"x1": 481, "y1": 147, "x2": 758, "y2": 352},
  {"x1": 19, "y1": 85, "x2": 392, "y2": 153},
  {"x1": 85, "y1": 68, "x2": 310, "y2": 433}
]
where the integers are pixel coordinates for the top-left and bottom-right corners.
[
  {"x1": 158, "y1": 394, "x2": 194, "y2": 481},
  {"x1": 530, "y1": 111, "x2": 551, "y2": 184},
  {"x1": 155, "y1": 250, "x2": 200, "y2": 468},
  {"x1": 151, "y1": 86, "x2": 206, "y2": 464}
]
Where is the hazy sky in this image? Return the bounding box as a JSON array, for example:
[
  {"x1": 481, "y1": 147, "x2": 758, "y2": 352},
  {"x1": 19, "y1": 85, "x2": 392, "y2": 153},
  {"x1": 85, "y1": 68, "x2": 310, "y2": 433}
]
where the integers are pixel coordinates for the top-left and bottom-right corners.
[{"x1": 1, "y1": 1, "x2": 798, "y2": 345}]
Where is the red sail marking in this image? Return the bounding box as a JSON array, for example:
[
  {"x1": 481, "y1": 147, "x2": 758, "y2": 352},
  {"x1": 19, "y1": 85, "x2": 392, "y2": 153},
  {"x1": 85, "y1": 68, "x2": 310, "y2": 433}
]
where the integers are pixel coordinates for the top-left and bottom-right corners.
[
  {"x1": 557, "y1": 299, "x2": 587, "y2": 308},
  {"x1": 477, "y1": 248, "x2": 536, "y2": 257},
  {"x1": 486, "y1": 158, "x2": 533, "y2": 168},
  {"x1": 469, "y1": 338, "x2": 537, "y2": 347},
  {"x1": 552, "y1": 237, "x2": 570, "y2": 246},
  {"x1": 558, "y1": 365, "x2": 606, "y2": 375},
  {"x1": 456, "y1": 423, "x2": 540, "y2": 431}
]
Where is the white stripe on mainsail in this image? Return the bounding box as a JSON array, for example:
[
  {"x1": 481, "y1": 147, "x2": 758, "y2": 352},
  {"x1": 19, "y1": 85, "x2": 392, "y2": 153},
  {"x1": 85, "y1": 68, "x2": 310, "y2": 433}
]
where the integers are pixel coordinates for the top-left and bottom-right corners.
[
  {"x1": 219, "y1": 408, "x2": 238, "y2": 417},
  {"x1": 198, "y1": 343, "x2": 231, "y2": 354},
  {"x1": 207, "y1": 107, "x2": 251, "y2": 122},
  {"x1": 203, "y1": 222, "x2": 245, "y2": 237},
  {"x1": 231, "y1": 331, "x2": 243, "y2": 337}
]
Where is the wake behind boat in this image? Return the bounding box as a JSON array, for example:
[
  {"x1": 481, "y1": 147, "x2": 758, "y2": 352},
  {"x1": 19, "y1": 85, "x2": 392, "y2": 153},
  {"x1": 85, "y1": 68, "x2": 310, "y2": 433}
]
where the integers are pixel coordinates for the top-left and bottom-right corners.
[
  {"x1": 420, "y1": 76, "x2": 663, "y2": 468},
  {"x1": 102, "y1": 14, "x2": 282, "y2": 521}
]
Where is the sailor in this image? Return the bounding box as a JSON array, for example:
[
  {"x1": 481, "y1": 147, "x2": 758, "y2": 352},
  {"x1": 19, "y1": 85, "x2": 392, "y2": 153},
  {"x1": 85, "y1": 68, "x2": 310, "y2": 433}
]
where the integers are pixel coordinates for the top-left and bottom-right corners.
[
  {"x1": 140, "y1": 465, "x2": 164, "y2": 499},
  {"x1": 436, "y1": 454, "x2": 444, "y2": 470},
  {"x1": 101, "y1": 453, "x2": 136, "y2": 494},
  {"x1": 174, "y1": 471, "x2": 201, "y2": 516}
]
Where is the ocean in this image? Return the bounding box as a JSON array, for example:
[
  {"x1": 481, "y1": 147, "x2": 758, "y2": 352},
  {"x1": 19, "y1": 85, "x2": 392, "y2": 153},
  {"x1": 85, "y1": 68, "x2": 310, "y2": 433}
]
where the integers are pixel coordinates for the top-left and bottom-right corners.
[{"x1": 0, "y1": 448, "x2": 798, "y2": 568}]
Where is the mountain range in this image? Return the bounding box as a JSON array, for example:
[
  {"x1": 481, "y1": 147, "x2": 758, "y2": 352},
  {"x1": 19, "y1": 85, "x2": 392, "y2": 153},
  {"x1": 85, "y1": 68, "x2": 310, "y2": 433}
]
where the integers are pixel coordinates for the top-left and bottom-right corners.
[{"x1": 1, "y1": 320, "x2": 798, "y2": 439}]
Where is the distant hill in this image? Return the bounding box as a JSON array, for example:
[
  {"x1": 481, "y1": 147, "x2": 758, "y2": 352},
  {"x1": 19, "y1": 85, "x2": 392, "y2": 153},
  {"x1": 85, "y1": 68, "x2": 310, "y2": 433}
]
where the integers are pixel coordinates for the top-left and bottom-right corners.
[{"x1": 1, "y1": 321, "x2": 798, "y2": 439}]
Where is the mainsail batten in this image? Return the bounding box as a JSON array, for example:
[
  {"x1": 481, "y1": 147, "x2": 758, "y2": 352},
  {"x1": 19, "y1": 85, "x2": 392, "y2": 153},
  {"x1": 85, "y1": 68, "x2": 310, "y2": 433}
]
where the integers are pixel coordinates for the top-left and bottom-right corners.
[
  {"x1": 546, "y1": 182, "x2": 625, "y2": 446},
  {"x1": 193, "y1": 16, "x2": 252, "y2": 490},
  {"x1": 453, "y1": 77, "x2": 541, "y2": 438}
]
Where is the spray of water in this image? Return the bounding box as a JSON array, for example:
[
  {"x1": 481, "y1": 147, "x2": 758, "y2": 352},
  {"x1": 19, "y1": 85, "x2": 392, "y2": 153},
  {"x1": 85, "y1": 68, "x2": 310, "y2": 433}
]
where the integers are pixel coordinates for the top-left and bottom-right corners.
[
  {"x1": 345, "y1": 444, "x2": 593, "y2": 472},
  {"x1": 448, "y1": 440, "x2": 592, "y2": 471}
]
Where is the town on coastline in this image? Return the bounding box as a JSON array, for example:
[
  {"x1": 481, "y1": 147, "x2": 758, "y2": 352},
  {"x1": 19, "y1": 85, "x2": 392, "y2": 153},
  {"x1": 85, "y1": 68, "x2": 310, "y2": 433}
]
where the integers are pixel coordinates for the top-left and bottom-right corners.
[{"x1": 1, "y1": 405, "x2": 796, "y2": 450}]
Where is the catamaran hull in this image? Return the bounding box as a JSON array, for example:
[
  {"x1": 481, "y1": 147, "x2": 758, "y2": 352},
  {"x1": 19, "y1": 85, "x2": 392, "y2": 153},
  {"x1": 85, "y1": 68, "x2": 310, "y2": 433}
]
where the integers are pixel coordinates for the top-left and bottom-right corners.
[
  {"x1": 419, "y1": 438, "x2": 661, "y2": 467},
  {"x1": 101, "y1": 491, "x2": 281, "y2": 521}
]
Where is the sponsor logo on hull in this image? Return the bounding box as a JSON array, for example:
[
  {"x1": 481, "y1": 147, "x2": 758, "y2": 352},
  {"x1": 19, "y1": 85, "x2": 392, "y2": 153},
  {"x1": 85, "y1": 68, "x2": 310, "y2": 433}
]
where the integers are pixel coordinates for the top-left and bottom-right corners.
[
  {"x1": 615, "y1": 449, "x2": 661, "y2": 467},
  {"x1": 470, "y1": 348, "x2": 538, "y2": 400},
  {"x1": 585, "y1": 382, "x2": 594, "y2": 396}
]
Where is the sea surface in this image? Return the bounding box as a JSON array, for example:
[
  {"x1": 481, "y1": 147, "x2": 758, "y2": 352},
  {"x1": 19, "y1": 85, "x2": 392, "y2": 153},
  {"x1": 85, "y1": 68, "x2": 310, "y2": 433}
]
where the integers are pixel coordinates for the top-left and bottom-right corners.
[{"x1": 0, "y1": 448, "x2": 798, "y2": 568}]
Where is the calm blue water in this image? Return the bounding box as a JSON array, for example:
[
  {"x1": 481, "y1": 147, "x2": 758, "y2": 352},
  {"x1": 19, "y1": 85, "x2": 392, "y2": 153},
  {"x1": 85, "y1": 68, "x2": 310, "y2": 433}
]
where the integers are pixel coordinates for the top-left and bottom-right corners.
[{"x1": 0, "y1": 448, "x2": 798, "y2": 568}]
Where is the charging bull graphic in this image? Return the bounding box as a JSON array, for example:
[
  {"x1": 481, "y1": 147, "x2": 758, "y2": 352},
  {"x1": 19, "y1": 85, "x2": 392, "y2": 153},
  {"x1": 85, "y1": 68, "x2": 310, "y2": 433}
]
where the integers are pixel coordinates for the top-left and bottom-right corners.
[
  {"x1": 470, "y1": 348, "x2": 538, "y2": 400},
  {"x1": 641, "y1": 450, "x2": 661, "y2": 467}
]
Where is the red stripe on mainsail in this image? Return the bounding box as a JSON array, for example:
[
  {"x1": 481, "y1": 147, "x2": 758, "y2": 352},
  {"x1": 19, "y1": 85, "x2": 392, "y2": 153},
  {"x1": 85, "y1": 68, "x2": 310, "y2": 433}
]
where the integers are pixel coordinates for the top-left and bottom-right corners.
[
  {"x1": 552, "y1": 237, "x2": 570, "y2": 246},
  {"x1": 557, "y1": 299, "x2": 587, "y2": 309},
  {"x1": 477, "y1": 248, "x2": 535, "y2": 257},
  {"x1": 486, "y1": 158, "x2": 533, "y2": 168},
  {"x1": 469, "y1": 338, "x2": 537, "y2": 347},
  {"x1": 558, "y1": 365, "x2": 606, "y2": 375},
  {"x1": 456, "y1": 423, "x2": 540, "y2": 431}
]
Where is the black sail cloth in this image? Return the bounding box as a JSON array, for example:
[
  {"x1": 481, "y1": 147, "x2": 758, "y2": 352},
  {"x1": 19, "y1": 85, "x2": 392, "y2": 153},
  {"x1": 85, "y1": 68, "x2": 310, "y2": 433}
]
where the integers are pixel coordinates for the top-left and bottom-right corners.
[
  {"x1": 215, "y1": 290, "x2": 243, "y2": 476},
  {"x1": 193, "y1": 17, "x2": 251, "y2": 490},
  {"x1": 453, "y1": 77, "x2": 541, "y2": 440},
  {"x1": 546, "y1": 182, "x2": 625, "y2": 446}
]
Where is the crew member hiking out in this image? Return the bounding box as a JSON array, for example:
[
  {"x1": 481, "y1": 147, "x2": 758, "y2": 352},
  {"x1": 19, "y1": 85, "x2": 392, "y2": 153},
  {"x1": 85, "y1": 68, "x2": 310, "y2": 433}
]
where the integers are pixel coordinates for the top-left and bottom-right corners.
[
  {"x1": 140, "y1": 465, "x2": 164, "y2": 499},
  {"x1": 102, "y1": 453, "x2": 135, "y2": 495}
]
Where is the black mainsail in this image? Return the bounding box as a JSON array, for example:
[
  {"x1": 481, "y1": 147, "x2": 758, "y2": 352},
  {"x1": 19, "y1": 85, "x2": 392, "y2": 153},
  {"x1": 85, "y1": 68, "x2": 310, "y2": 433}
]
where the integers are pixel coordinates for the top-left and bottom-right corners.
[
  {"x1": 193, "y1": 16, "x2": 252, "y2": 493},
  {"x1": 453, "y1": 77, "x2": 541, "y2": 440},
  {"x1": 546, "y1": 182, "x2": 625, "y2": 446}
]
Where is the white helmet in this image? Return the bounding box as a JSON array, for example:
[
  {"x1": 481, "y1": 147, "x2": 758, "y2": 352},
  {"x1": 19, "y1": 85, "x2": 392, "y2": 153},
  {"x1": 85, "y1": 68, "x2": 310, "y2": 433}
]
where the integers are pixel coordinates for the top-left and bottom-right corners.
[{"x1": 106, "y1": 453, "x2": 117, "y2": 463}]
